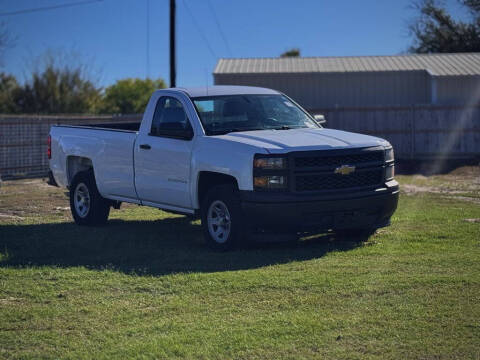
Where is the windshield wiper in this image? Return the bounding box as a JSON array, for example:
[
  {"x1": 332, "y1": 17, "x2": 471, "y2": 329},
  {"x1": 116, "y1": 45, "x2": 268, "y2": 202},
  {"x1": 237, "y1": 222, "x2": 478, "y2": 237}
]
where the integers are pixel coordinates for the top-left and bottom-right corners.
[
  {"x1": 272, "y1": 125, "x2": 307, "y2": 130},
  {"x1": 208, "y1": 128, "x2": 263, "y2": 135}
]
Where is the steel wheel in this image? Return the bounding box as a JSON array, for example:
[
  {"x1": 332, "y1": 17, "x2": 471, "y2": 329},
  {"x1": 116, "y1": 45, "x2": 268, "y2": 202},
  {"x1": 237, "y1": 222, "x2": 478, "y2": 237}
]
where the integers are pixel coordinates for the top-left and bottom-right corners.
[
  {"x1": 207, "y1": 200, "x2": 231, "y2": 243},
  {"x1": 74, "y1": 182, "x2": 91, "y2": 218}
]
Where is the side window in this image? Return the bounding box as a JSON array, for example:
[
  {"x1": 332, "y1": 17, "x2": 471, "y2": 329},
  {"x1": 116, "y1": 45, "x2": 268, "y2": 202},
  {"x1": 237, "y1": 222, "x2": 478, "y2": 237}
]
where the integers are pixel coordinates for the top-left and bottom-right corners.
[{"x1": 151, "y1": 96, "x2": 193, "y2": 138}]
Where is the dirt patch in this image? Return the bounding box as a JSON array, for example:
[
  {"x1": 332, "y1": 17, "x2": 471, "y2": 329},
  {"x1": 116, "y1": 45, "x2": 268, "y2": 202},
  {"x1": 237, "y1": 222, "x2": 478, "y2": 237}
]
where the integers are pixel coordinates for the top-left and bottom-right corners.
[
  {"x1": 399, "y1": 166, "x2": 480, "y2": 204},
  {"x1": 464, "y1": 218, "x2": 480, "y2": 223},
  {"x1": 0, "y1": 297, "x2": 24, "y2": 305},
  {"x1": 448, "y1": 165, "x2": 480, "y2": 177},
  {"x1": 0, "y1": 213, "x2": 25, "y2": 220},
  {"x1": 401, "y1": 184, "x2": 476, "y2": 195},
  {"x1": 401, "y1": 184, "x2": 435, "y2": 194},
  {"x1": 0, "y1": 178, "x2": 71, "y2": 223},
  {"x1": 411, "y1": 175, "x2": 428, "y2": 181}
]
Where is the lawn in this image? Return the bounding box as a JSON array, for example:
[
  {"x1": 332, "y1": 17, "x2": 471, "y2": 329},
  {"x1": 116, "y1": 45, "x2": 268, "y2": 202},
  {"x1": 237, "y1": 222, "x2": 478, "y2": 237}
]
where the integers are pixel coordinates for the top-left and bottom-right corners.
[{"x1": 0, "y1": 168, "x2": 479, "y2": 359}]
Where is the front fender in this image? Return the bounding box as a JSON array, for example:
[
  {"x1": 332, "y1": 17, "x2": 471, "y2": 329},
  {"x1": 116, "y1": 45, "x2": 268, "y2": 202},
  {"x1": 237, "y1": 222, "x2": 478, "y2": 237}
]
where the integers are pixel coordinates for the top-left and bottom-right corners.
[{"x1": 190, "y1": 137, "x2": 267, "y2": 209}]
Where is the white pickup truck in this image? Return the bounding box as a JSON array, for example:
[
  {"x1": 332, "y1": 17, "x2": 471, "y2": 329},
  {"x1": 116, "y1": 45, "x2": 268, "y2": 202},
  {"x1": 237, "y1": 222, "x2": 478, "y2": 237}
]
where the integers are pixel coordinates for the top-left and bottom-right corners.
[{"x1": 49, "y1": 86, "x2": 398, "y2": 249}]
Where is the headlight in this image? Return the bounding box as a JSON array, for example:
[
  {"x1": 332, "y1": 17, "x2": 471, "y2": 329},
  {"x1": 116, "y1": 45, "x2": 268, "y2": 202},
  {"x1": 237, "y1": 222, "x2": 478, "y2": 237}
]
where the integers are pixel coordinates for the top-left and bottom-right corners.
[
  {"x1": 385, "y1": 148, "x2": 394, "y2": 162},
  {"x1": 254, "y1": 175, "x2": 287, "y2": 190},
  {"x1": 386, "y1": 165, "x2": 395, "y2": 180},
  {"x1": 253, "y1": 155, "x2": 288, "y2": 191},
  {"x1": 254, "y1": 157, "x2": 287, "y2": 170}
]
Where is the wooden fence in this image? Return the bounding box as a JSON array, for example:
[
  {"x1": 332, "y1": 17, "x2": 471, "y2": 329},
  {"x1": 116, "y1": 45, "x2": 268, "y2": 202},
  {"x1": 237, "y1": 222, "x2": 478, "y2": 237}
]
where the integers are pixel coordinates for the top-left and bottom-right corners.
[
  {"x1": 316, "y1": 104, "x2": 480, "y2": 160},
  {"x1": 0, "y1": 105, "x2": 479, "y2": 179}
]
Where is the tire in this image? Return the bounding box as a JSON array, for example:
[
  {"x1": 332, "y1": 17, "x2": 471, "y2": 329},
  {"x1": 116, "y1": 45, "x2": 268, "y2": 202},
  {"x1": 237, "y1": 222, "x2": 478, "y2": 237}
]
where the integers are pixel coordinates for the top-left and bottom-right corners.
[
  {"x1": 200, "y1": 184, "x2": 247, "y2": 250},
  {"x1": 334, "y1": 228, "x2": 377, "y2": 241},
  {"x1": 69, "y1": 169, "x2": 110, "y2": 226}
]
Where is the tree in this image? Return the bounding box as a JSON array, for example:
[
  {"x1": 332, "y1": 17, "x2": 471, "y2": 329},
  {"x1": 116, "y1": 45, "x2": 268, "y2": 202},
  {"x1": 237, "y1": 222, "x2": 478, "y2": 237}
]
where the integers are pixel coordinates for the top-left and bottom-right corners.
[
  {"x1": 100, "y1": 78, "x2": 167, "y2": 114},
  {"x1": 409, "y1": 0, "x2": 480, "y2": 53},
  {"x1": 0, "y1": 73, "x2": 20, "y2": 113},
  {"x1": 280, "y1": 48, "x2": 301, "y2": 57},
  {"x1": 14, "y1": 53, "x2": 102, "y2": 114}
]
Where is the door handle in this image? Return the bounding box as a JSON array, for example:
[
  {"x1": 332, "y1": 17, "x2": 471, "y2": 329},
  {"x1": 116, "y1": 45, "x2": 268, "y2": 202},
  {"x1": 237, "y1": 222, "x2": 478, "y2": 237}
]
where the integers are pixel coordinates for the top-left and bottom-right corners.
[{"x1": 139, "y1": 144, "x2": 151, "y2": 150}]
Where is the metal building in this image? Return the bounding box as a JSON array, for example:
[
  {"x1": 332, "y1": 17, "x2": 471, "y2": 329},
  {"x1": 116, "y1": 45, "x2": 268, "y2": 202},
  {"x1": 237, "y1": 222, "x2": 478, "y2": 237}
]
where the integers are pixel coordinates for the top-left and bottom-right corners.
[{"x1": 213, "y1": 53, "x2": 480, "y2": 111}]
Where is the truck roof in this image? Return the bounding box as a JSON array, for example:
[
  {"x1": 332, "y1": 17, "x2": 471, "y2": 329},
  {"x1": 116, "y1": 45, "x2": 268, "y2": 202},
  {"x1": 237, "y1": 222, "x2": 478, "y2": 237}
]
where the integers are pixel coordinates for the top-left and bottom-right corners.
[{"x1": 167, "y1": 85, "x2": 280, "y2": 98}]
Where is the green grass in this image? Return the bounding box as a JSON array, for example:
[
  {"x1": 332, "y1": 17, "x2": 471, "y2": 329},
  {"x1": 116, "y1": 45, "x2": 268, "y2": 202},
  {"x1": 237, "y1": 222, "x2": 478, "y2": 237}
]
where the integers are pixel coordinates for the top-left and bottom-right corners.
[{"x1": 0, "y1": 177, "x2": 479, "y2": 359}]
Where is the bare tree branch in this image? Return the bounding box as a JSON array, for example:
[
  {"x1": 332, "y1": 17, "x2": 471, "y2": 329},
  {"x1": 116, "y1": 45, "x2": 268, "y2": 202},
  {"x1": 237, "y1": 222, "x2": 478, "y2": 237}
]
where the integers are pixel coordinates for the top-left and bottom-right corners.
[
  {"x1": 408, "y1": 0, "x2": 480, "y2": 53},
  {"x1": 0, "y1": 22, "x2": 14, "y2": 65}
]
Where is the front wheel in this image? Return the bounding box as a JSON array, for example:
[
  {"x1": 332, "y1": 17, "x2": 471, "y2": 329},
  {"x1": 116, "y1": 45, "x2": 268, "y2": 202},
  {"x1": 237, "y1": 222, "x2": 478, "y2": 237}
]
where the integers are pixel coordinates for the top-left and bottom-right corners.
[
  {"x1": 201, "y1": 184, "x2": 246, "y2": 250},
  {"x1": 69, "y1": 169, "x2": 110, "y2": 226}
]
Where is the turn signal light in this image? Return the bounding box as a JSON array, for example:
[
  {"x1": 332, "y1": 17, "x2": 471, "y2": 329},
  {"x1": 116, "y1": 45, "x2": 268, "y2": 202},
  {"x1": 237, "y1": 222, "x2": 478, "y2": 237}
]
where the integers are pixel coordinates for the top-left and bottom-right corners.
[{"x1": 254, "y1": 175, "x2": 287, "y2": 190}]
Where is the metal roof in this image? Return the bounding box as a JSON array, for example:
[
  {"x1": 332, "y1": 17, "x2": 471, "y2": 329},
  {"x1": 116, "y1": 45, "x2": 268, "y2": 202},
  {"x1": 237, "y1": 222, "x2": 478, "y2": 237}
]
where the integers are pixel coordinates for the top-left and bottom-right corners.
[
  {"x1": 214, "y1": 53, "x2": 480, "y2": 77},
  {"x1": 169, "y1": 85, "x2": 279, "y2": 97}
]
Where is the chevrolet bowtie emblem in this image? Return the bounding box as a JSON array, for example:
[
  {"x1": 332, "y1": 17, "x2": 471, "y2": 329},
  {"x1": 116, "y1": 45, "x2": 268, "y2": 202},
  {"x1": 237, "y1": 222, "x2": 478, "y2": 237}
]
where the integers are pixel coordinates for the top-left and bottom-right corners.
[{"x1": 334, "y1": 165, "x2": 356, "y2": 175}]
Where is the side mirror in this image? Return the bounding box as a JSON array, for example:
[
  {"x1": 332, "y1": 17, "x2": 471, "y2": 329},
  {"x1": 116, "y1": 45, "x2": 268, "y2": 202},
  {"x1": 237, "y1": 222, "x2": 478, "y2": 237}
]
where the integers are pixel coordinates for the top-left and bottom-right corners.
[{"x1": 314, "y1": 114, "x2": 326, "y2": 125}]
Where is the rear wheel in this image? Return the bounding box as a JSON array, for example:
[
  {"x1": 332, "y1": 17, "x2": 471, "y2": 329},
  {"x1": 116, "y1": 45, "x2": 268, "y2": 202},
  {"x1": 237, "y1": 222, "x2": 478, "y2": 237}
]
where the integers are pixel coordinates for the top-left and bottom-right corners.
[
  {"x1": 201, "y1": 184, "x2": 247, "y2": 250},
  {"x1": 69, "y1": 170, "x2": 110, "y2": 226}
]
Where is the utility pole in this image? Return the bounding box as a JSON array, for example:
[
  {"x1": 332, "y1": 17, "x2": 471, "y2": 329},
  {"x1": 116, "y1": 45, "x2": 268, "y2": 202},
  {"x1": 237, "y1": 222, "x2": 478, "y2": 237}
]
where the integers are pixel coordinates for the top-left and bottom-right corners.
[
  {"x1": 170, "y1": 0, "x2": 176, "y2": 88},
  {"x1": 146, "y1": 0, "x2": 150, "y2": 79}
]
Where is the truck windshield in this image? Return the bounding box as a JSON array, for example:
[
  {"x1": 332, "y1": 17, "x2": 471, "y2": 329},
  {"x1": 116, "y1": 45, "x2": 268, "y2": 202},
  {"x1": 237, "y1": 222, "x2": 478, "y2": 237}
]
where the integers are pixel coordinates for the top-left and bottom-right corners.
[{"x1": 192, "y1": 94, "x2": 320, "y2": 135}]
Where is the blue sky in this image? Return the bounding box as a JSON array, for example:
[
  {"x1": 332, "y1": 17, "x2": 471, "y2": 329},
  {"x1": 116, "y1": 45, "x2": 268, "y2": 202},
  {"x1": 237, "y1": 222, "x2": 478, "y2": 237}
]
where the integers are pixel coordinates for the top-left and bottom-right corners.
[{"x1": 1, "y1": 0, "x2": 471, "y2": 88}]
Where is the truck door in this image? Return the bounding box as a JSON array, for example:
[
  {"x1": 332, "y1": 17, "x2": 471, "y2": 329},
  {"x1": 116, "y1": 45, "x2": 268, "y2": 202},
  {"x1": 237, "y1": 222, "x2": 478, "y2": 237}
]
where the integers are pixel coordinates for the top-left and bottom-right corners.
[{"x1": 134, "y1": 95, "x2": 194, "y2": 210}]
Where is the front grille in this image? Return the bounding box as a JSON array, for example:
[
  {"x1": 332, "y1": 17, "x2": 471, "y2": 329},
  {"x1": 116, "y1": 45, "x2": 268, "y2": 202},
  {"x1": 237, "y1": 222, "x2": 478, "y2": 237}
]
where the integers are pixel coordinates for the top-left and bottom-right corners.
[
  {"x1": 295, "y1": 169, "x2": 383, "y2": 192},
  {"x1": 295, "y1": 151, "x2": 384, "y2": 169},
  {"x1": 291, "y1": 147, "x2": 385, "y2": 192}
]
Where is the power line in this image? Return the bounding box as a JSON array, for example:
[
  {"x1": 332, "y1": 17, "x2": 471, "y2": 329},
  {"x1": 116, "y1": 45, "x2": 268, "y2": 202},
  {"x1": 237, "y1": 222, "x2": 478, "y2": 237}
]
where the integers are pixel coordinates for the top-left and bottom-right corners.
[
  {"x1": 170, "y1": 0, "x2": 176, "y2": 87},
  {"x1": 0, "y1": 0, "x2": 103, "y2": 17},
  {"x1": 181, "y1": 0, "x2": 217, "y2": 59},
  {"x1": 146, "y1": 0, "x2": 150, "y2": 79},
  {"x1": 206, "y1": 0, "x2": 232, "y2": 57}
]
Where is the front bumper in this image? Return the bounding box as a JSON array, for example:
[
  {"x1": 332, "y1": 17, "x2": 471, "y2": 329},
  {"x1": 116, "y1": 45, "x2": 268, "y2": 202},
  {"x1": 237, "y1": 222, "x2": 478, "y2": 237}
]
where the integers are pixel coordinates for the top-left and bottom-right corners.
[{"x1": 240, "y1": 180, "x2": 399, "y2": 232}]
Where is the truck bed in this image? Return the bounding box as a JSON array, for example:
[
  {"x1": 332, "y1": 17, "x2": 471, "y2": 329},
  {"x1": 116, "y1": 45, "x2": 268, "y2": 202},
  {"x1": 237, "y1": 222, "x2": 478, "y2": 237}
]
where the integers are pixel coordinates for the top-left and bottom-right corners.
[{"x1": 49, "y1": 124, "x2": 139, "y2": 200}]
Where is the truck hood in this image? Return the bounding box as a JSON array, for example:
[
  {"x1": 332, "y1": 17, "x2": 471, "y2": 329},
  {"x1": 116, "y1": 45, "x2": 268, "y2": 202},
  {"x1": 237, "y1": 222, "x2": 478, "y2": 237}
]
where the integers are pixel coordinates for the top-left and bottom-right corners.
[{"x1": 216, "y1": 128, "x2": 389, "y2": 153}]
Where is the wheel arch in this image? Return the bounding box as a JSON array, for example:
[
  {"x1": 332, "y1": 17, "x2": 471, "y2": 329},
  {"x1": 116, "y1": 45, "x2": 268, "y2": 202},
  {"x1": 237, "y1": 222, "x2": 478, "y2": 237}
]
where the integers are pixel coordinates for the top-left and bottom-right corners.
[
  {"x1": 196, "y1": 171, "x2": 239, "y2": 209},
  {"x1": 66, "y1": 156, "x2": 94, "y2": 187}
]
